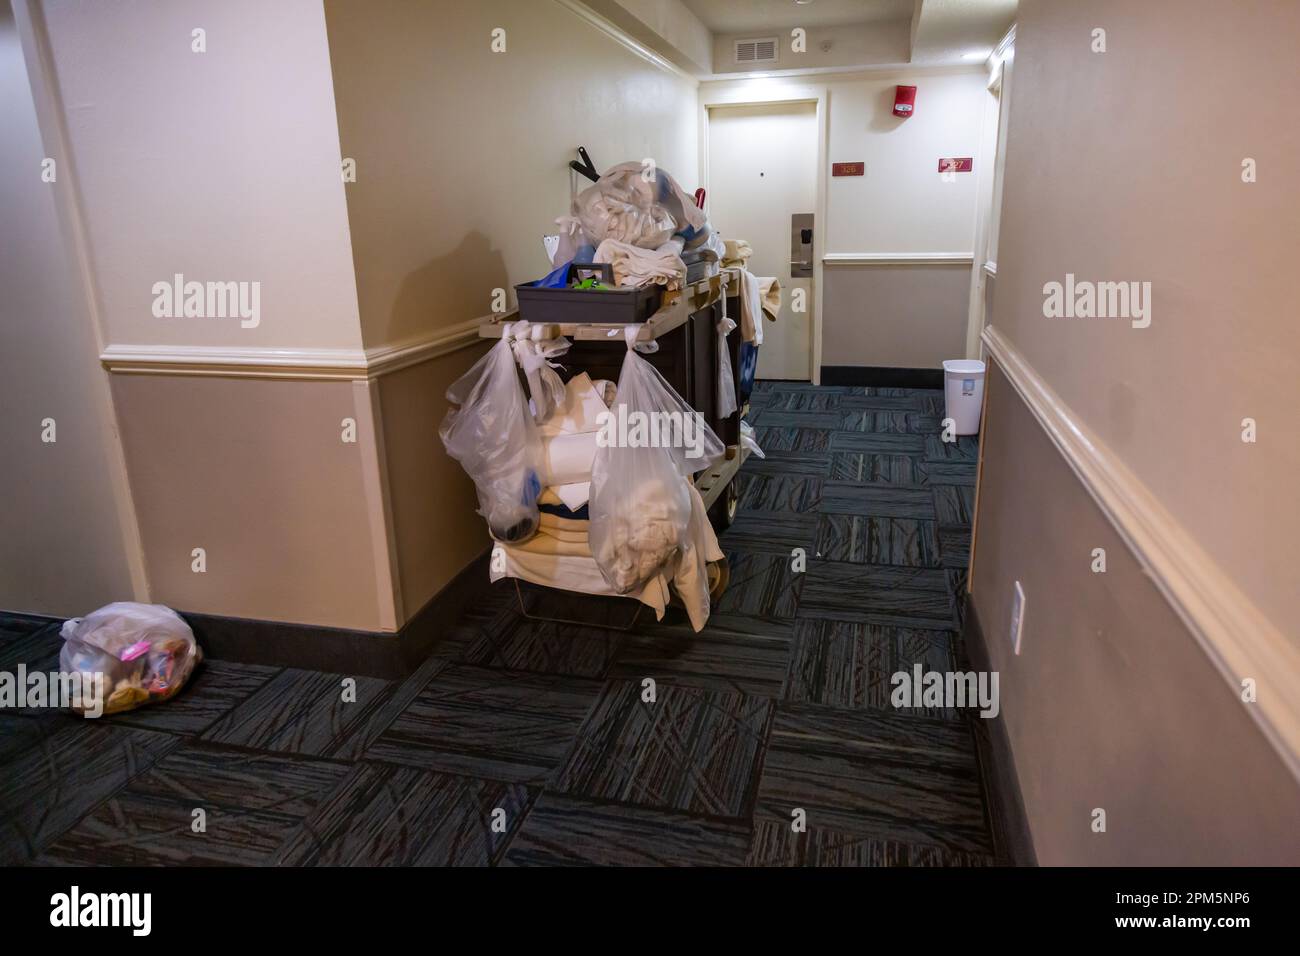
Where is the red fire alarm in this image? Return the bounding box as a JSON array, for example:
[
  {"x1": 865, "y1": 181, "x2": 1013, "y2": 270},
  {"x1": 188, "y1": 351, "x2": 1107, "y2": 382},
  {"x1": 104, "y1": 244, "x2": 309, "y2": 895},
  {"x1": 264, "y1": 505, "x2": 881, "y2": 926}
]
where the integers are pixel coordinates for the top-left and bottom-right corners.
[{"x1": 893, "y1": 85, "x2": 917, "y2": 117}]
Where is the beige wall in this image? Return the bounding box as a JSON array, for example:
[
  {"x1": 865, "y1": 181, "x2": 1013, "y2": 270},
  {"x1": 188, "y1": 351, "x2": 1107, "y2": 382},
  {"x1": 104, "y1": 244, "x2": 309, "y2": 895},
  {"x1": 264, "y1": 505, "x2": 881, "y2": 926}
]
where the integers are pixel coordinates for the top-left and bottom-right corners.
[
  {"x1": 972, "y1": 0, "x2": 1300, "y2": 862},
  {"x1": 992, "y1": 0, "x2": 1298, "y2": 644},
  {"x1": 109, "y1": 374, "x2": 382, "y2": 630},
  {"x1": 324, "y1": 0, "x2": 701, "y2": 351},
  {"x1": 702, "y1": 67, "x2": 994, "y2": 368},
  {"x1": 0, "y1": 0, "x2": 136, "y2": 616},
  {"x1": 972, "y1": 366, "x2": 1300, "y2": 864},
  {"x1": 822, "y1": 263, "x2": 971, "y2": 367},
  {"x1": 40, "y1": 0, "x2": 362, "y2": 351},
  {"x1": 821, "y1": 69, "x2": 987, "y2": 254},
  {"x1": 377, "y1": 347, "x2": 493, "y2": 620},
  {"x1": 25, "y1": 0, "x2": 389, "y2": 630}
]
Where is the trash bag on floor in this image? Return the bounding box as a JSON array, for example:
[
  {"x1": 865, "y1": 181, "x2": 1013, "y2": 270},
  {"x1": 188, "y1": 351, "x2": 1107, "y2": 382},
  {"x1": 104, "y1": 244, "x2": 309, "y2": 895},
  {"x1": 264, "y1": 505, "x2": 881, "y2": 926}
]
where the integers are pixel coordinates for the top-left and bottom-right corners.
[
  {"x1": 59, "y1": 602, "x2": 201, "y2": 716},
  {"x1": 589, "y1": 327, "x2": 724, "y2": 594},
  {"x1": 441, "y1": 327, "x2": 544, "y2": 543}
]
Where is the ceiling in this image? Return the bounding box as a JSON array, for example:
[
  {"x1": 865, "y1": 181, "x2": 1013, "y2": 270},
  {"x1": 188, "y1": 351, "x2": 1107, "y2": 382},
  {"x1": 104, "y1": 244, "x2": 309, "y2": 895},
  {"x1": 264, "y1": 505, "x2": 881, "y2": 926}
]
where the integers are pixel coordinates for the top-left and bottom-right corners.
[
  {"x1": 590, "y1": 0, "x2": 1017, "y2": 76},
  {"x1": 681, "y1": 0, "x2": 914, "y2": 33},
  {"x1": 911, "y1": 0, "x2": 1018, "y2": 62}
]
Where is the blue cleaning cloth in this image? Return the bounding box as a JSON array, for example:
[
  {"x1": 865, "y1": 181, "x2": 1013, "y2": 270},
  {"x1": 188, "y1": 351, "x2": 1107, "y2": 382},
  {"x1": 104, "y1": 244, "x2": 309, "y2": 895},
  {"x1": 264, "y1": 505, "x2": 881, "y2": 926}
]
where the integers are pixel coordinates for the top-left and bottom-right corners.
[{"x1": 531, "y1": 260, "x2": 573, "y2": 289}]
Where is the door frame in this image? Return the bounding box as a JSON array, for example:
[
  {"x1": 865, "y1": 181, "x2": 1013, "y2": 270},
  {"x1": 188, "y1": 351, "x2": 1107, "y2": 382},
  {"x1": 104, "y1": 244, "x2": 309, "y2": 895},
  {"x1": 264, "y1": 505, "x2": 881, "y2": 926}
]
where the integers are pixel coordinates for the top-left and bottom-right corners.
[{"x1": 699, "y1": 85, "x2": 829, "y2": 384}]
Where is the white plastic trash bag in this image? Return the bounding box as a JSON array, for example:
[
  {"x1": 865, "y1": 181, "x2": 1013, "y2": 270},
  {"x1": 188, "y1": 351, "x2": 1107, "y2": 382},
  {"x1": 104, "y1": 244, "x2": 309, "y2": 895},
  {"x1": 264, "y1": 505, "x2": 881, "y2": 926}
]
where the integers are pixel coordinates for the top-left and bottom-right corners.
[
  {"x1": 740, "y1": 419, "x2": 765, "y2": 460},
  {"x1": 441, "y1": 328, "x2": 544, "y2": 543},
  {"x1": 589, "y1": 327, "x2": 724, "y2": 594},
  {"x1": 575, "y1": 162, "x2": 708, "y2": 250},
  {"x1": 716, "y1": 293, "x2": 738, "y2": 419},
  {"x1": 59, "y1": 602, "x2": 201, "y2": 716}
]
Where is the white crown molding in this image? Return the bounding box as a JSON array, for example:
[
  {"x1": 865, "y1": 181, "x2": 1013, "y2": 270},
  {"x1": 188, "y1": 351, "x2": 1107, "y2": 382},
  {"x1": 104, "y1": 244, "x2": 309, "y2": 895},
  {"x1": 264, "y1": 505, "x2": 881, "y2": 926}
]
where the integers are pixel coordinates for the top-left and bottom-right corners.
[
  {"x1": 552, "y1": 0, "x2": 698, "y2": 84},
  {"x1": 101, "y1": 344, "x2": 370, "y2": 381},
  {"x1": 982, "y1": 324, "x2": 1300, "y2": 783},
  {"x1": 703, "y1": 63, "x2": 985, "y2": 84},
  {"x1": 823, "y1": 252, "x2": 974, "y2": 265},
  {"x1": 101, "y1": 318, "x2": 483, "y2": 381}
]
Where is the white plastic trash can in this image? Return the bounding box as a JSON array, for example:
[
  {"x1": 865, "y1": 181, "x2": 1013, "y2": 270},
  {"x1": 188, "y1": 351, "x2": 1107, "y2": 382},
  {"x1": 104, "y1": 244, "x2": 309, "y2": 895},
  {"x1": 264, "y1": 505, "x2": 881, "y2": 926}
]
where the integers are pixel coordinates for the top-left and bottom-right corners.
[{"x1": 942, "y1": 359, "x2": 986, "y2": 436}]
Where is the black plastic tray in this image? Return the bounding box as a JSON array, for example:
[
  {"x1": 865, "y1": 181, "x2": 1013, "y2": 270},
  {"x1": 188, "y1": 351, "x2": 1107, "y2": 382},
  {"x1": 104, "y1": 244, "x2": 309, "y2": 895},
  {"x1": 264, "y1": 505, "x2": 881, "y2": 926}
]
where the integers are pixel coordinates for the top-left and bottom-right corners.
[{"x1": 515, "y1": 262, "x2": 661, "y2": 325}]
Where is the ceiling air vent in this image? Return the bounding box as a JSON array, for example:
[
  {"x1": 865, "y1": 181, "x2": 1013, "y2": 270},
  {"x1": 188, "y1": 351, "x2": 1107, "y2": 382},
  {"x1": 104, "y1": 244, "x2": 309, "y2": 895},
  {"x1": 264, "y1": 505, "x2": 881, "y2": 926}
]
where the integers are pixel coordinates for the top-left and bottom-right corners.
[{"x1": 734, "y1": 37, "x2": 779, "y2": 65}]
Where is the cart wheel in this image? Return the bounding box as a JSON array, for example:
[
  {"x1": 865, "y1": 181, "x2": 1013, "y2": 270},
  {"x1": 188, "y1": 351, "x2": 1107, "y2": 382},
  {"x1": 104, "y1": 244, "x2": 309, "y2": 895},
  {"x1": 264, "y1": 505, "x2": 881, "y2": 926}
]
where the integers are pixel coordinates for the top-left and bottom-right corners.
[
  {"x1": 707, "y1": 555, "x2": 731, "y2": 601},
  {"x1": 725, "y1": 481, "x2": 739, "y2": 525},
  {"x1": 707, "y1": 479, "x2": 740, "y2": 533}
]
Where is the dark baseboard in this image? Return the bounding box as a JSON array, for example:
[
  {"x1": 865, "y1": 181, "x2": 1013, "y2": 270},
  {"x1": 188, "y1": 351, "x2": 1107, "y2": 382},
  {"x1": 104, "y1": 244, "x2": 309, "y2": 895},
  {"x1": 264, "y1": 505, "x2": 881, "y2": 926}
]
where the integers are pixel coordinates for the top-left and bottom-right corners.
[
  {"x1": 961, "y1": 602, "x2": 1038, "y2": 866},
  {"x1": 0, "y1": 610, "x2": 64, "y2": 631},
  {"x1": 186, "y1": 547, "x2": 494, "y2": 679},
  {"x1": 820, "y1": 365, "x2": 944, "y2": 389},
  {"x1": 1, "y1": 548, "x2": 495, "y2": 682}
]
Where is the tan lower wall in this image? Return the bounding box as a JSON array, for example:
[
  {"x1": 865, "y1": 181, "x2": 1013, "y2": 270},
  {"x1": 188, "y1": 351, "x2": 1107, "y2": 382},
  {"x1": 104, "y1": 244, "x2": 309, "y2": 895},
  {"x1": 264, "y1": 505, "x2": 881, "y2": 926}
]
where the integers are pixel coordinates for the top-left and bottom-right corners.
[
  {"x1": 821, "y1": 264, "x2": 972, "y2": 369},
  {"x1": 109, "y1": 374, "x2": 383, "y2": 631},
  {"x1": 971, "y1": 361, "x2": 1300, "y2": 865},
  {"x1": 377, "y1": 344, "x2": 492, "y2": 622}
]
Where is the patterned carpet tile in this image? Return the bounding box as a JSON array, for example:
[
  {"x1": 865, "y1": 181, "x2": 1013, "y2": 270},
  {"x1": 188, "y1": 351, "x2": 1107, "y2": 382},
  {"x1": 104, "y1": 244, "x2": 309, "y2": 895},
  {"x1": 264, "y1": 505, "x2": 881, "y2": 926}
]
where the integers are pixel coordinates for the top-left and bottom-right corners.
[
  {"x1": 933, "y1": 483, "x2": 977, "y2": 528},
  {"x1": 1, "y1": 721, "x2": 181, "y2": 864},
  {"x1": 753, "y1": 426, "x2": 833, "y2": 453},
  {"x1": 0, "y1": 622, "x2": 62, "y2": 673},
  {"x1": 610, "y1": 616, "x2": 795, "y2": 697},
  {"x1": 948, "y1": 569, "x2": 970, "y2": 630},
  {"x1": 719, "y1": 509, "x2": 819, "y2": 555},
  {"x1": 841, "y1": 411, "x2": 942, "y2": 434},
  {"x1": 839, "y1": 393, "x2": 924, "y2": 411},
  {"x1": 817, "y1": 514, "x2": 942, "y2": 567},
  {"x1": 714, "y1": 550, "x2": 803, "y2": 621},
  {"x1": 755, "y1": 702, "x2": 992, "y2": 854},
  {"x1": 38, "y1": 743, "x2": 353, "y2": 867},
  {"x1": 106, "y1": 659, "x2": 281, "y2": 736},
  {"x1": 751, "y1": 409, "x2": 844, "y2": 430},
  {"x1": 503, "y1": 793, "x2": 751, "y2": 866},
  {"x1": 830, "y1": 431, "x2": 926, "y2": 455},
  {"x1": 938, "y1": 528, "x2": 972, "y2": 569},
  {"x1": 734, "y1": 473, "x2": 823, "y2": 512},
  {"x1": 798, "y1": 560, "x2": 958, "y2": 631},
  {"x1": 820, "y1": 480, "x2": 935, "y2": 519},
  {"x1": 201, "y1": 667, "x2": 398, "y2": 759},
  {"x1": 747, "y1": 816, "x2": 997, "y2": 867},
  {"x1": 751, "y1": 389, "x2": 844, "y2": 411},
  {"x1": 782, "y1": 620, "x2": 958, "y2": 717},
  {"x1": 450, "y1": 616, "x2": 620, "y2": 679},
  {"x1": 736, "y1": 449, "x2": 831, "y2": 478},
  {"x1": 829, "y1": 452, "x2": 924, "y2": 484},
  {"x1": 364, "y1": 663, "x2": 603, "y2": 784},
  {"x1": 277, "y1": 763, "x2": 535, "y2": 866},
  {"x1": 924, "y1": 435, "x2": 980, "y2": 463},
  {"x1": 552, "y1": 680, "x2": 774, "y2": 819},
  {"x1": 918, "y1": 460, "x2": 978, "y2": 486}
]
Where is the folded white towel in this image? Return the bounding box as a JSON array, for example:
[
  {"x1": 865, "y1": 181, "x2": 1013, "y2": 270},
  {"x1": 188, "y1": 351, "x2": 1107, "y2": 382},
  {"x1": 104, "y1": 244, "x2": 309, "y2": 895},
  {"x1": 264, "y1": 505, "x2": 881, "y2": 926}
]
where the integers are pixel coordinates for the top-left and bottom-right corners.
[{"x1": 594, "y1": 238, "x2": 687, "y2": 290}]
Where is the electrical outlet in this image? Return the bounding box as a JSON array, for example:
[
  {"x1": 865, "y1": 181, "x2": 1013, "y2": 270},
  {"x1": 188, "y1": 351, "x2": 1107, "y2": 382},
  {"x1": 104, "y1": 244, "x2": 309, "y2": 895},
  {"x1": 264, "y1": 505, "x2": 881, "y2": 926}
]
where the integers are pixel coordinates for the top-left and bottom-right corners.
[{"x1": 1010, "y1": 580, "x2": 1026, "y2": 655}]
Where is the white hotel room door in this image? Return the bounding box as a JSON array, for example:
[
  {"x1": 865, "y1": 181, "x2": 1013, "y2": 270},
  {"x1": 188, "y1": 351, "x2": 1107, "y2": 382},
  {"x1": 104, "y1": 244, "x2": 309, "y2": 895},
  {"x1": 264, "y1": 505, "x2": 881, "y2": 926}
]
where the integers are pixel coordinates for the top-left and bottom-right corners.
[{"x1": 707, "y1": 101, "x2": 817, "y2": 381}]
